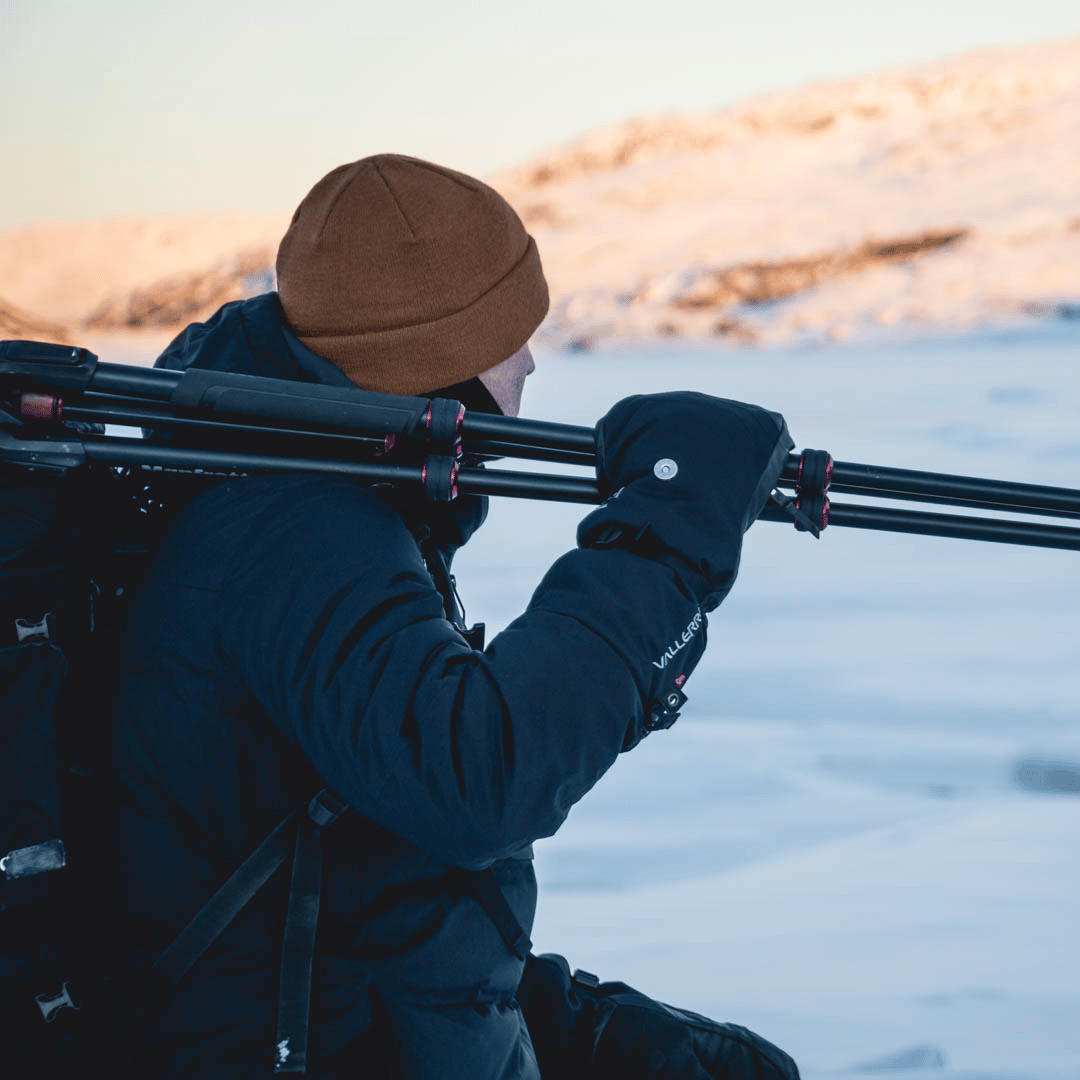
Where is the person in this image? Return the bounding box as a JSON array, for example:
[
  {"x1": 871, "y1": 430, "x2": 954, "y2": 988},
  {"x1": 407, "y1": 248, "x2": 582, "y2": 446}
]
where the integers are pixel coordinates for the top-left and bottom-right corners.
[{"x1": 109, "y1": 153, "x2": 799, "y2": 1079}]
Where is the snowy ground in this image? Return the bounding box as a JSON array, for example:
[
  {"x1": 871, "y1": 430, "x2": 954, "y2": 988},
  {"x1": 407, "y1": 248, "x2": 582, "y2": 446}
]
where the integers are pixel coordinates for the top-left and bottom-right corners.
[
  {"x1": 97, "y1": 326, "x2": 1080, "y2": 1078},
  {"x1": 453, "y1": 326, "x2": 1080, "y2": 1080}
]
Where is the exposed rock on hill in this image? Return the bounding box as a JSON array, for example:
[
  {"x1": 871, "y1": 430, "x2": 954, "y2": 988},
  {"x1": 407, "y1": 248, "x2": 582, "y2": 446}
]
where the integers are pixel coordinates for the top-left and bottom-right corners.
[
  {"x1": 853, "y1": 1044, "x2": 948, "y2": 1072},
  {"x1": 84, "y1": 248, "x2": 274, "y2": 330},
  {"x1": 666, "y1": 228, "x2": 967, "y2": 311},
  {"x1": 0, "y1": 298, "x2": 71, "y2": 344},
  {"x1": 0, "y1": 215, "x2": 287, "y2": 326}
]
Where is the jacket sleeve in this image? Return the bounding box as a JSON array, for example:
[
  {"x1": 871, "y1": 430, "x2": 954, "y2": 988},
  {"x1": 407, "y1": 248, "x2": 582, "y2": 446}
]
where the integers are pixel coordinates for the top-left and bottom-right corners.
[{"x1": 220, "y1": 477, "x2": 712, "y2": 870}]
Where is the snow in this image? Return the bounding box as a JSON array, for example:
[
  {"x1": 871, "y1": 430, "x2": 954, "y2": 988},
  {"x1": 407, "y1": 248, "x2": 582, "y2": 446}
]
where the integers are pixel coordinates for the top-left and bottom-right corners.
[
  {"x1": 452, "y1": 325, "x2": 1080, "y2": 1079},
  {"x1": 94, "y1": 324, "x2": 1080, "y2": 1077},
  {"x1": 494, "y1": 37, "x2": 1080, "y2": 352},
  {"x1": 3, "y1": 39, "x2": 1077, "y2": 353},
  {"x1": 0, "y1": 216, "x2": 287, "y2": 324}
]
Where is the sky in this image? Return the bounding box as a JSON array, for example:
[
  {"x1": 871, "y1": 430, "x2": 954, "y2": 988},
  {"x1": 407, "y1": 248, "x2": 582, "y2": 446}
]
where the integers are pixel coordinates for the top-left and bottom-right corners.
[{"x1": 1, "y1": 0, "x2": 1078, "y2": 229}]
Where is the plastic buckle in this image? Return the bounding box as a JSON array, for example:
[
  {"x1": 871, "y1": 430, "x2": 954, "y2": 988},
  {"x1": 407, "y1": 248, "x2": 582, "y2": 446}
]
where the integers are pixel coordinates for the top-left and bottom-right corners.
[
  {"x1": 15, "y1": 613, "x2": 53, "y2": 644},
  {"x1": 1, "y1": 838, "x2": 67, "y2": 880},
  {"x1": 307, "y1": 790, "x2": 347, "y2": 829},
  {"x1": 572, "y1": 968, "x2": 600, "y2": 990},
  {"x1": 645, "y1": 687, "x2": 687, "y2": 732}
]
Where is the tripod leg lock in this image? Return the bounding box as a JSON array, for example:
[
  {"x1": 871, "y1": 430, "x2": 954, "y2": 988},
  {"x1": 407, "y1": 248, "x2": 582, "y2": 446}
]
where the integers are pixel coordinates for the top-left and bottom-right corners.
[
  {"x1": 771, "y1": 449, "x2": 833, "y2": 538},
  {"x1": 422, "y1": 455, "x2": 460, "y2": 501},
  {"x1": 797, "y1": 448, "x2": 833, "y2": 494},
  {"x1": 421, "y1": 399, "x2": 465, "y2": 448},
  {"x1": 794, "y1": 449, "x2": 832, "y2": 535}
]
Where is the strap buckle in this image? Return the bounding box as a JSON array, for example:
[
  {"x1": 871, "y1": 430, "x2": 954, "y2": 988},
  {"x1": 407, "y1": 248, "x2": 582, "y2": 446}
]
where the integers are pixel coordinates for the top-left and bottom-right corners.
[{"x1": 15, "y1": 612, "x2": 53, "y2": 644}]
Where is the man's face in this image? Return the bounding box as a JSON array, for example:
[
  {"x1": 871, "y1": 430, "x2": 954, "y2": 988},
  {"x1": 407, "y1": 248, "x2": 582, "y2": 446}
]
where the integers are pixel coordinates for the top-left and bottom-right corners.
[{"x1": 478, "y1": 345, "x2": 536, "y2": 417}]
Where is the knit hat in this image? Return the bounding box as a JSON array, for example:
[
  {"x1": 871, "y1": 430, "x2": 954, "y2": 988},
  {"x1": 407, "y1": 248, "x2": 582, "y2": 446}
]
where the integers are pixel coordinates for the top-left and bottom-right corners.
[{"x1": 276, "y1": 154, "x2": 548, "y2": 395}]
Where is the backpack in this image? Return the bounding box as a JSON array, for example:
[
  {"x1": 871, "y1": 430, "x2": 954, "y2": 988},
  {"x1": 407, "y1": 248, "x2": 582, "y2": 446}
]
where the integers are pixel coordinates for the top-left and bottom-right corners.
[
  {"x1": 0, "y1": 341, "x2": 340, "y2": 1073},
  {"x1": 0, "y1": 413, "x2": 359, "y2": 1076},
  {"x1": 0, "y1": 449, "x2": 145, "y2": 1070},
  {"x1": 1, "y1": 339, "x2": 527, "y2": 1075}
]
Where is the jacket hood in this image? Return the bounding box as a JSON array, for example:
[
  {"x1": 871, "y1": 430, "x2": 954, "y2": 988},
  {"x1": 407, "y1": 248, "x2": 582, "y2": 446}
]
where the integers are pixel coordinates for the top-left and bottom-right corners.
[{"x1": 152, "y1": 293, "x2": 489, "y2": 553}]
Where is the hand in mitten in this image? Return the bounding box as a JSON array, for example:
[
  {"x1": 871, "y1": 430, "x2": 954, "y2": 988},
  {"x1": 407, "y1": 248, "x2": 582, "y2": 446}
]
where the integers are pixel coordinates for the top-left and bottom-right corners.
[
  {"x1": 518, "y1": 955, "x2": 799, "y2": 1080},
  {"x1": 594, "y1": 997, "x2": 800, "y2": 1080},
  {"x1": 579, "y1": 393, "x2": 793, "y2": 609}
]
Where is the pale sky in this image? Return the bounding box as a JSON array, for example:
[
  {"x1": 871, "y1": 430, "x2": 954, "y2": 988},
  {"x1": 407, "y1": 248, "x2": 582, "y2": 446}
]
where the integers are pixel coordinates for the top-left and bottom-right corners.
[{"x1": 1, "y1": 0, "x2": 1077, "y2": 228}]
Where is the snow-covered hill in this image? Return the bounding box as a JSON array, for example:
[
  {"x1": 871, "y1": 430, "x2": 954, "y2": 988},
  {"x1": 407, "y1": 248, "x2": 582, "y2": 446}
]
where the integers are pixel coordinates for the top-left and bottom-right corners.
[
  {"x1": 494, "y1": 37, "x2": 1080, "y2": 349},
  {"x1": 0, "y1": 296, "x2": 71, "y2": 344},
  {"x1": 0, "y1": 216, "x2": 286, "y2": 329},
  {"x1": 0, "y1": 38, "x2": 1077, "y2": 350}
]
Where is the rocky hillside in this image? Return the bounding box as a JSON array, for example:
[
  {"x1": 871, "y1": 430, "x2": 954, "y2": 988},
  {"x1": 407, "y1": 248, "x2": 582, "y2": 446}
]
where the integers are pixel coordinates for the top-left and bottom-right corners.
[
  {"x1": 0, "y1": 215, "x2": 286, "y2": 330},
  {"x1": 492, "y1": 36, "x2": 1080, "y2": 349},
  {"x1": 1, "y1": 37, "x2": 1077, "y2": 351},
  {"x1": 0, "y1": 297, "x2": 71, "y2": 344}
]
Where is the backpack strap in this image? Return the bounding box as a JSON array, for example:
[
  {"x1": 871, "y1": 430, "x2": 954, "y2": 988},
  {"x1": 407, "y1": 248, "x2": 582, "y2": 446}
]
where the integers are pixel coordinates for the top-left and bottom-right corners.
[
  {"x1": 149, "y1": 536, "x2": 498, "y2": 1071},
  {"x1": 153, "y1": 790, "x2": 346, "y2": 1076},
  {"x1": 151, "y1": 805, "x2": 301, "y2": 987},
  {"x1": 420, "y1": 542, "x2": 531, "y2": 961},
  {"x1": 273, "y1": 791, "x2": 346, "y2": 1075},
  {"x1": 454, "y1": 869, "x2": 533, "y2": 961},
  {"x1": 152, "y1": 790, "x2": 343, "y2": 989}
]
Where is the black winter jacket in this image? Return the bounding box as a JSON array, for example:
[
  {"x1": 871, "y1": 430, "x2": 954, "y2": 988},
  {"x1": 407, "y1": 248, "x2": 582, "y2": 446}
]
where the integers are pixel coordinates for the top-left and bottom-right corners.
[{"x1": 110, "y1": 294, "x2": 714, "y2": 1077}]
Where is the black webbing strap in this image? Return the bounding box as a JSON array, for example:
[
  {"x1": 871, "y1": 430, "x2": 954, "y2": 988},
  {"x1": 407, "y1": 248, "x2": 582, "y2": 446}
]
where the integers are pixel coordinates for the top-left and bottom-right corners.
[
  {"x1": 421, "y1": 541, "x2": 463, "y2": 628},
  {"x1": 457, "y1": 869, "x2": 532, "y2": 961},
  {"x1": 152, "y1": 805, "x2": 303, "y2": 987},
  {"x1": 421, "y1": 540, "x2": 485, "y2": 649},
  {"x1": 420, "y1": 547, "x2": 528, "y2": 964},
  {"x1": 273, "y1": 791, "x2": 346, "y2": 1075}
]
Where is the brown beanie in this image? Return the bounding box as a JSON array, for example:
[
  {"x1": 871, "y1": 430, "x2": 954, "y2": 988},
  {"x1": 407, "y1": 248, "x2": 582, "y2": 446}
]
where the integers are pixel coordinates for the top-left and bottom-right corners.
[{"x1": 276, "y1": 154, "x2": 549, "y2": 395}]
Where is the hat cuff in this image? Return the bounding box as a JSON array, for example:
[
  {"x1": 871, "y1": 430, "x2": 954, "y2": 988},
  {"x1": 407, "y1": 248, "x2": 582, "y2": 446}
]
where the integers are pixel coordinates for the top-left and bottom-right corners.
[{"x1": 296, "y1": 237, "x2": 549, "y2": 395}]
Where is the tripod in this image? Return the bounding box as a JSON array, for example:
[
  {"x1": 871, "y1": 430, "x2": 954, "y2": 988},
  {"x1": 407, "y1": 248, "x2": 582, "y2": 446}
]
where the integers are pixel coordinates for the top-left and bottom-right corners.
[{"x1": 3, "y1": 340, "x2": 1079, "y2": 551}]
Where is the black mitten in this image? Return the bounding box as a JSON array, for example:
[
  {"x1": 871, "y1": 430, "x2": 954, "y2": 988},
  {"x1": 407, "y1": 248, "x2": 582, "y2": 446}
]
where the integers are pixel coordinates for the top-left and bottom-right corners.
[
  {"x1": 594, "y1": 994, "x2": 800, "y2": 1080},
  {"x1": 578, "y1": 393, "x2": 793, "y2": 609},
  {"x1": 517, "y1": 954, "x2": 799, "y2": 1080},
  {"x1": 656, "y1": 1003, "x2": 800, "y2": 1080}
]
